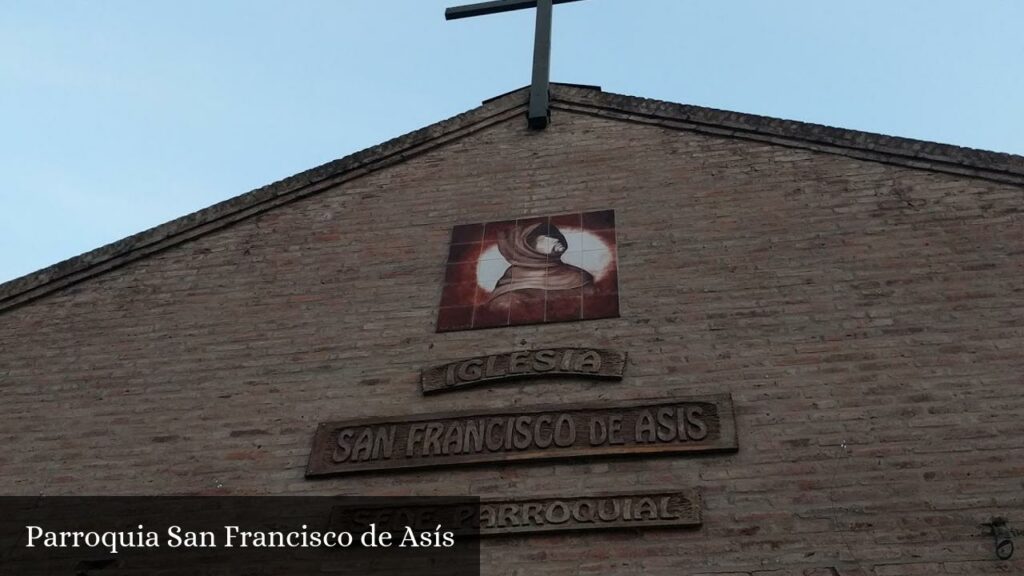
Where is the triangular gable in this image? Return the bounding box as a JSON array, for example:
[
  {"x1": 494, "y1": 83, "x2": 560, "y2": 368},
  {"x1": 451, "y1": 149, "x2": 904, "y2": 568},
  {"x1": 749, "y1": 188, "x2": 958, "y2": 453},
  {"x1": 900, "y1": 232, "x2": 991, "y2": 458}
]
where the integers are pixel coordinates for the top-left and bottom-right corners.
[{"x1": 2, "y1": 84, "x2": 1022, "y2": 313}]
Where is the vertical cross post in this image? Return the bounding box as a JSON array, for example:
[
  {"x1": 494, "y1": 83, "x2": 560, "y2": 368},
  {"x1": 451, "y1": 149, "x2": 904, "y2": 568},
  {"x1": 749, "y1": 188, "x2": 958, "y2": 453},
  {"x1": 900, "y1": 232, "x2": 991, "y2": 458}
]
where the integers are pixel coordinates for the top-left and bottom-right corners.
[
  {"x1": 445, "y1": 0, "x2": 584, "y2": 130},
  {"x1": 527, "y1": 0, "x2": 553, "y2": 129}
]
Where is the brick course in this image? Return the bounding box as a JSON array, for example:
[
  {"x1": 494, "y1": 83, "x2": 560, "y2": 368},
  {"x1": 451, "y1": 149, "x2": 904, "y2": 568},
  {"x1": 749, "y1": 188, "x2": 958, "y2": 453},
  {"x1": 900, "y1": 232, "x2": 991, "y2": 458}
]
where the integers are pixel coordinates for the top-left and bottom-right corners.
[{"x1": 1, "y1": 87, "x2": 1022, "y2": 575}]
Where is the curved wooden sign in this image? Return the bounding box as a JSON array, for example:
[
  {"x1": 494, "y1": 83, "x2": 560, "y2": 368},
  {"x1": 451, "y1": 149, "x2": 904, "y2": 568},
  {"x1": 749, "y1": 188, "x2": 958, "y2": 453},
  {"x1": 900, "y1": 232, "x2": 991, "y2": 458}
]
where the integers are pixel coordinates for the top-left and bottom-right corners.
[
  {"x1": 334, "y1": 489, "x2": 701, "y2": 536},
  {"x1": 420, "y1": 348, "x2": 626, "y2": 395}
]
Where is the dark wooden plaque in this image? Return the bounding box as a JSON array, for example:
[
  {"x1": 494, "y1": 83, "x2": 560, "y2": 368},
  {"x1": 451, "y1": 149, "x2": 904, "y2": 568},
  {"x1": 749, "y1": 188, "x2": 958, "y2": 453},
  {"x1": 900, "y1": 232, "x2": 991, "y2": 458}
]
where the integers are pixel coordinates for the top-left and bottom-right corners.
[
  {"x1": 333, "y1": 489, "x2": 701, "y2": 537},
  {"x1": 306, "y1": 394, "x2": 737, "y2": 477},
  {"x1": 420, "y1": 348, "x2": 626, "y2": 395},
  {"x1": 476, "y1": 489, "x2": 701, "y2": 535}
]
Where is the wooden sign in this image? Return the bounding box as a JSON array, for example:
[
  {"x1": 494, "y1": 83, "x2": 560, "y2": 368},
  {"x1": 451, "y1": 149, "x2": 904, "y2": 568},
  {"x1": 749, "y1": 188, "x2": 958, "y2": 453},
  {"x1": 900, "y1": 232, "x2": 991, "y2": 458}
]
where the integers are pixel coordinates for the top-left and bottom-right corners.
[
  {"x1": 306, "y1": 395, "x2": 736, "y2": 477},
  {"x1": 334, "y1": 489, "x2": 701, "y2": 536},
  {"x1": 477, "y1": 489, "x2": 701, "y2": 535},
  {"x1": 420, "y1": 348, "x2": 626, "y2": 395}
]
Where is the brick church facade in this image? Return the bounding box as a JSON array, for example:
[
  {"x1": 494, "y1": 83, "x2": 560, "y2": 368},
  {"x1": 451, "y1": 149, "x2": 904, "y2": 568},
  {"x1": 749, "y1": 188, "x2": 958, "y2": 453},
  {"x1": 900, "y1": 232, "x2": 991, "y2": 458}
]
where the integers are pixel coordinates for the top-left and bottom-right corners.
[{"x1": 2, "y1": 84, "x2": 1022, "y2": 575}]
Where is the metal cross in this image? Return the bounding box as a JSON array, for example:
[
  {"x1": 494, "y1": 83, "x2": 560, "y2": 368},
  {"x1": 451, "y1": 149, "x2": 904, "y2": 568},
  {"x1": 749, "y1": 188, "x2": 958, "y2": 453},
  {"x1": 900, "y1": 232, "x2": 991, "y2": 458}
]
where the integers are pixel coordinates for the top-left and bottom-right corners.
[{"x1": 446, "y1": 0, "x2": 584, "y2": 129}]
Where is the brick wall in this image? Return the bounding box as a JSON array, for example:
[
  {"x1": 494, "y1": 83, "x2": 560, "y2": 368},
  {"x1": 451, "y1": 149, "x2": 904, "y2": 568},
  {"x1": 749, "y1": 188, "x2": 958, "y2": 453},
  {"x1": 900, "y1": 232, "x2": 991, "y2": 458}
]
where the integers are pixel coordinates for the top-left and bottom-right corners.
[{"x1": 1, "y1": 102, "x2": 1022, "y2": 575}]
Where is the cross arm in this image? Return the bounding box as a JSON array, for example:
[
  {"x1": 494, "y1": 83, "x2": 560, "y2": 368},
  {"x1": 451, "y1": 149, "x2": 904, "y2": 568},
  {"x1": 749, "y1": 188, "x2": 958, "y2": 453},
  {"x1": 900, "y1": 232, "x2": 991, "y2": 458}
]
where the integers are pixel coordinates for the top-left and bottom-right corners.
[{"x1": 445, "y1": 0, "x2": 583, "y2": 20}]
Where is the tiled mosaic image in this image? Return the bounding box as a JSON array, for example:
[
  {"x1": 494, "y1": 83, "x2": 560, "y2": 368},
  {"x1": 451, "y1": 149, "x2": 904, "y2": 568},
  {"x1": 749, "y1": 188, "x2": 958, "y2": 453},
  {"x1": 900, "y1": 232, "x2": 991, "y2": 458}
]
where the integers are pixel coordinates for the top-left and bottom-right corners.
[{"x1": 437, "y1": 210, "x2": 618, "y2": 332}]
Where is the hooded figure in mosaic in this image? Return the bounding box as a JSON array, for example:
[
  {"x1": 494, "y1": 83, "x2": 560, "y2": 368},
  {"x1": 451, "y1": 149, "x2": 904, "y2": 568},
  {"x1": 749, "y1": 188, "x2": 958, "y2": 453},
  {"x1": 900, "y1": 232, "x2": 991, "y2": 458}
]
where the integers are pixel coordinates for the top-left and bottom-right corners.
[{"x1": 486, "y1": 221, "x2": 593, "y2": 309}]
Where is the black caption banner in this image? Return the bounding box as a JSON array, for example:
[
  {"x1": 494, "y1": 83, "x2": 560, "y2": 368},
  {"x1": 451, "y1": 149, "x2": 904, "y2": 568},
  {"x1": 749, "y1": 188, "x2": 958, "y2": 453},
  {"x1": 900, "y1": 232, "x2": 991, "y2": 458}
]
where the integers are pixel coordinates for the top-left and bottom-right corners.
[{"x1": 0, "y1": 497, "x2": 480, "y2": 576}]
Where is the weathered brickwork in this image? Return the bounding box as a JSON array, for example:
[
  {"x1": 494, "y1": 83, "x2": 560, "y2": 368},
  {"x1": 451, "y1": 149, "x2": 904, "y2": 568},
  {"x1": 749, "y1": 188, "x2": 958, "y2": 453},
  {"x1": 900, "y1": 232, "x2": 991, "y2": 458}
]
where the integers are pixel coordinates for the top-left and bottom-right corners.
[{"x1": 1, "y1": 87, "x2": 1022, "y2": 575}]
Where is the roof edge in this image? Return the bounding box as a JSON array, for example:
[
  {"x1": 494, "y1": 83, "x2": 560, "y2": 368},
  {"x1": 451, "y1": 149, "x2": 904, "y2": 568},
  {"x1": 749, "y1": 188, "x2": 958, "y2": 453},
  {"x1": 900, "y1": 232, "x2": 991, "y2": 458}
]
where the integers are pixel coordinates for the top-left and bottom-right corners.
[
  {"x1": 0, "y1": 87, "x2": 530, "y2": 312},
  {"x1": 550, "y1": 85, "x2": 1024, "y2": 181}
]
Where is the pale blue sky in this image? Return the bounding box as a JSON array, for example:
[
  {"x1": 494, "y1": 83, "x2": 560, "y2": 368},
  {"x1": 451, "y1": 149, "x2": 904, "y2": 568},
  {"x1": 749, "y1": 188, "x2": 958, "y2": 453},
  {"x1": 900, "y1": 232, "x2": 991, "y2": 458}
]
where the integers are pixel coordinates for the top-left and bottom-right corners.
[{"x1": 2, "y1": 0, "x2": 1022, "y2": 283}]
